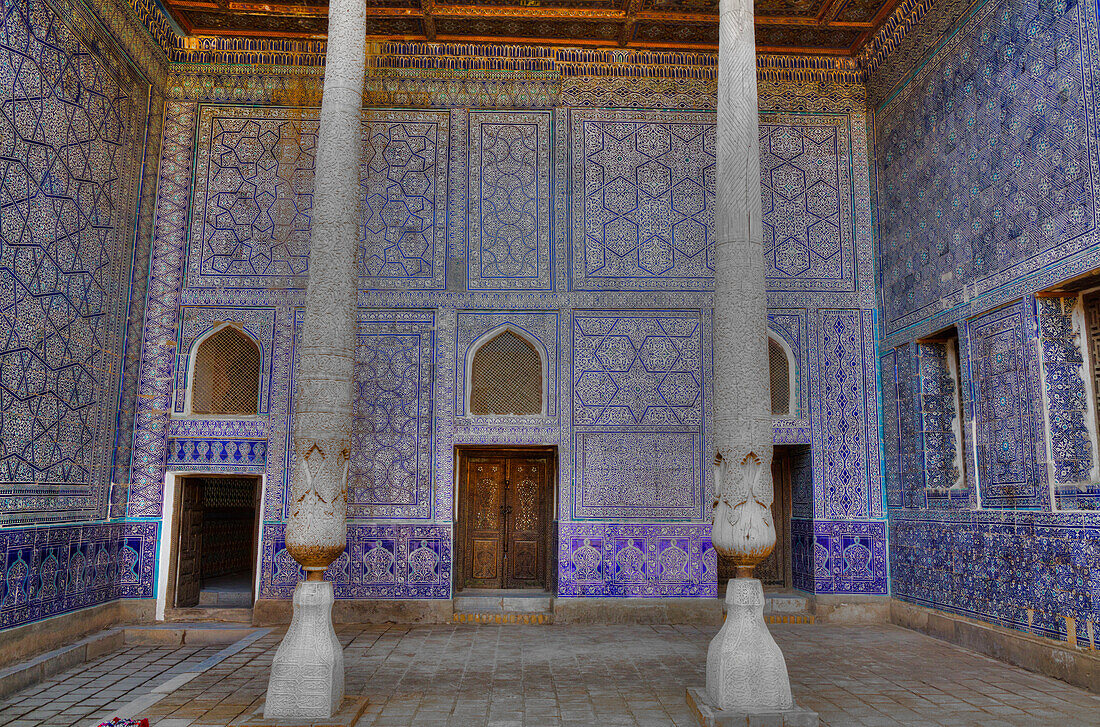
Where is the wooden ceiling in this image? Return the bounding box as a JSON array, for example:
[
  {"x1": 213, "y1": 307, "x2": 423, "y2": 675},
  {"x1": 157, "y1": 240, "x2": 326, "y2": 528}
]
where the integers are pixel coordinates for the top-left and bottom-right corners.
[{"x1": 164, "y1": 0, "x2": 905, "y2": 55}]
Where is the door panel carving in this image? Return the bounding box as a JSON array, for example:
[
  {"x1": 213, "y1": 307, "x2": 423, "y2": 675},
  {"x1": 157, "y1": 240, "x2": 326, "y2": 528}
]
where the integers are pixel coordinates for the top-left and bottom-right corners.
[
  {"x1": 175, "y1": 478, "x2": 203, "y2": 607},
  {"x1": 461, "y1": 454, "x2": 549, "y2": 589}
]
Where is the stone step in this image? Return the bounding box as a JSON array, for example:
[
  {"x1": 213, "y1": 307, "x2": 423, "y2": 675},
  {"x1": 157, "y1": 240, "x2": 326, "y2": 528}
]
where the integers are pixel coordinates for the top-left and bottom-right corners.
[
  {"x1": 164, "y1": 606, "x2": 253, "y2": 624},
  {"x1": 198, "y1": 589, "x2": 252, "y2": 608},
  {"x1": 763, "y1": 592, "x2": 814, "y2": 624},
  {"x1": 453, "y1": 589, "x2": 554, "y2": 625},
  {"x1": 452, "y1": 612, "x2": 553, "y2": 625},
  {"x1": 124, "y1": 623, "x2": 258, "y2": 646}
]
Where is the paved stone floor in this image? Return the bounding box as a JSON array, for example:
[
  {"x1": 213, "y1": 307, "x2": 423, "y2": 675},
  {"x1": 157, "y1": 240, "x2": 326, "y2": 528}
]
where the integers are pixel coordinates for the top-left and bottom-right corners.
[{"x1": 0, "y1": 624, "x2": 1097, "y2": 727}]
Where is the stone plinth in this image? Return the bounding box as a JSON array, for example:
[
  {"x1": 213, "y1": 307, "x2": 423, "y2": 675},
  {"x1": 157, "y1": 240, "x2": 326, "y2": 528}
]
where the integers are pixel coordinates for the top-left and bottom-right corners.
[
  {"x1": 686, "y1": 688, "x2": 818, "y2": 727},
  {"x1": 264, "y1": 581, "x2": 344, "y2": 718},
  {"x1": 232, "y1": 696, "x2": 369, "y2": 727}
]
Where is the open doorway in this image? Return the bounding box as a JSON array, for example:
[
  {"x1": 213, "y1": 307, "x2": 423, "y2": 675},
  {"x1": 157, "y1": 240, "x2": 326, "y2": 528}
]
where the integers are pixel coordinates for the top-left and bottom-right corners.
[
  {"x1": 173, "y1": 475, "x2": 261, "y2": 609},
  {"x1": 455, "y1": 446, "x2": 557, "y2": 593}
]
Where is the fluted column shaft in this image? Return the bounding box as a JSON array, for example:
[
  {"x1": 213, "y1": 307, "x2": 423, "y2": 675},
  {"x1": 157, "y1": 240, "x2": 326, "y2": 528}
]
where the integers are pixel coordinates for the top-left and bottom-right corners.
[
  {"x1": 285, "y1": 0, "x2": 366, "y2": 575},
  {"x1": 264, "y1": 0, "x2": 364, "y2": 717}
]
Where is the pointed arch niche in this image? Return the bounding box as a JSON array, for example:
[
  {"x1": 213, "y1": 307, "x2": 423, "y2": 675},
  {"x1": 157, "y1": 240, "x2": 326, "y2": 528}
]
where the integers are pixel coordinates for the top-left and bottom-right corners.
[
  {"x1": 464, "y1": 324, "x2": 548, "y2": 417},
  {"x1": 186, "y1": 323, "x2": 262, "y2": 416}
]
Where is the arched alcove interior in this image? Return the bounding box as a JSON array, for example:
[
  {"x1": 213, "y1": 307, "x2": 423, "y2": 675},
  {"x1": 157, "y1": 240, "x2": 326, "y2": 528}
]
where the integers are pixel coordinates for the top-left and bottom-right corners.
[
  {"x1": 467, "y1": 326, "x2": 546, "y2": 416},
  {"x1": 768, "y1": 333, "x2": 797, "y2": 418},
  {"x1": 189, "y1": 324, "x2": 262, "y2": 416}
]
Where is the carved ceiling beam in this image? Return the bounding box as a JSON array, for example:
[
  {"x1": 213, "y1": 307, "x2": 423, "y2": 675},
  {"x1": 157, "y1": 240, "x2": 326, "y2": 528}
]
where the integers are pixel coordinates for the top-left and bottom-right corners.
[
  {"x1": 820, "y1": 0, "x2": 847, "y2": 23},
  {"x1": 618, "y1": 0, "x2": 643, "y2": 47},
  {"x1": 431, "y1": 5, "x2": 625, "y2": 18},
  {"x1": 421, "y1": 0, "x2": 436, "y2": 39},
  {"x1": 751, "y1": 14, "x2": 867, "y2": 27}
]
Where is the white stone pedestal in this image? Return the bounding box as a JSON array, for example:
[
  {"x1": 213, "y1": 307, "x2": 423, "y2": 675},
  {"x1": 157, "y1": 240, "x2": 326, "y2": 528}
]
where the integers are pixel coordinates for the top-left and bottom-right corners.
[
  {"x1": 264, "y1": 580, "x2": 344, "y2": 718},
  {"x1": 699, "y1": 578, "x2": 816, "y2": 725}
]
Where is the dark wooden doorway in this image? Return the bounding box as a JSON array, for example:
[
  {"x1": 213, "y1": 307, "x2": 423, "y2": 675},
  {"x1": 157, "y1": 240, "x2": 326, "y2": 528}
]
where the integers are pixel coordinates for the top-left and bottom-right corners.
[
  {"x1": 718, "y1": 447, "x2": 792, "y2": 588},
  {"x1": 457, "y1": 448, "x2": 554, "y2": 590},
  {"x1": 173, "y1": 476, "x2": 261, "y2": 608}
]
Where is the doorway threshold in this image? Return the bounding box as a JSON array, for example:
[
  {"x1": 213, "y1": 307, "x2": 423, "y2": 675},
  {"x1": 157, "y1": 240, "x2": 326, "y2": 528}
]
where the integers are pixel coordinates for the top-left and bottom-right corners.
[{"x1": 453, "y1": 589, "x2": 554, "y2": 624}]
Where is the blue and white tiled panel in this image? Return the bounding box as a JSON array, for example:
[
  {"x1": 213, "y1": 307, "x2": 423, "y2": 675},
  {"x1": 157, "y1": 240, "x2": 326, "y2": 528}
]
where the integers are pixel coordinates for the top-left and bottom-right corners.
[
  {"x1": 791, "y1": 519, "x2": 888, "y2": 595},
  {"x1": 259, "y1": 523, "x2": 451, "y2": 600},
  {"x1": 556, "y1": 524, "x2": 716, "y2": 598},
  {"x1": 0, "y1": 522, "x2": 157, "y2": 630},
  {"x1": 875, "y1": 0, "x2": 1096, "y2": 336},
  {"x1": 1036, "y1": 297, "x2": 1097, "y2": 505},
  {"x1": 891, "y1": 512, "x2": 1100, "y2": 647},
  {"x1": 166, "y1": 438, "x2": 268, "y2": 472}
]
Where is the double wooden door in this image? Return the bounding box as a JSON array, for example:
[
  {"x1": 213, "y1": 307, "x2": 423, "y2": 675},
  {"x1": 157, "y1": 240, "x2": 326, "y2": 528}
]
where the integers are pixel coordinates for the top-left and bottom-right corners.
[{"x1": 461, "y1": 455, "x2": 548, "y2": 589}]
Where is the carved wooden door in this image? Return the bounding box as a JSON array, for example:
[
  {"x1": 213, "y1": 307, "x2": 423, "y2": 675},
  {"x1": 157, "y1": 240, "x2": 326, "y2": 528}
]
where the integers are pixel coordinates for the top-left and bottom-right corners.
[
  {"x1": 464, "y1": 459, "x2": 507, "y2": 588},
  {"x1": 718, "y1": 453, "x2": 790, "y2": 588},
  {"x1": 462, "y1": 455, "x2": 547, "y2": 589},
  {"x1": 175, "y1": 478, "x2": 203, "y2": 607},
  {"x1": 504, "y1": 458, "x2": 545, "y2": 588}
]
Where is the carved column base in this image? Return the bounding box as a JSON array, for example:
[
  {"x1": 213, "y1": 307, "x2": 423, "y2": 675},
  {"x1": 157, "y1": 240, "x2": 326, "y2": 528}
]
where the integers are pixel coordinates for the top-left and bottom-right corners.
[
  {"x1": 264, "y1": 580, "x2": 344, "y2": 718},
  {"x1": 705, "y1": 579, "x2": 796, "y2": 712}
]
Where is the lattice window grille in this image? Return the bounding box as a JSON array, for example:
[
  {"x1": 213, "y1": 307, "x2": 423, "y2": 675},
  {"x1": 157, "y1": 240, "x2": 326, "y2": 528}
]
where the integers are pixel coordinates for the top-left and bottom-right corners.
[
  {"x1": 470, "y1": 331, "x2": 542, "y2": 416},
  {"x1": 769, "y1": 337, "x2": 791, "y2": 417},
  {"x1": 191, "y1": 326, "x2": 261, "y2": 415}
]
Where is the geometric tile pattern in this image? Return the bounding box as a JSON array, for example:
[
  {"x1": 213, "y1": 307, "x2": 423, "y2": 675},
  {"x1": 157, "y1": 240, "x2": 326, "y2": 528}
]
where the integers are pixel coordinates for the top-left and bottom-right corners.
[
  {"x1": 348, "y1": 312, "x2": 435, "y2": 520},
  {"x1": 572, "y1": 311, "x2": 703, "y2": 427},
  {"x1": 468, "y1": 111, "x2": 552, "y2": 291},
  {"x1": 570, "y1": 109, "x2": 716, "y2": 291},
  {"x1": 816, "y1": 309, "x2": 878, "y2": 519},
  {"x1": 556, "y1": 523, "x2": 715, "y2": 597},
  {"x1": 187, "y1": 107, "x2": 450, "y2": 290},
  {"x1": 916, "y1": 341, "x2": 961, "y2": 492},
  {"x1": 573, "y1": 431, "x2": 702, "y2": 520},
  {"x1": 260, "y1": 523, "x2": 451, "y2": 599},
  {"x1": 760, "y1": 117, "x2": 856, "y2": 293},
  {"x1": 0, "y1": 0, "x2": 147, "y2": 525},
  {"x1": 1037, "y1": 297, "x2": 1094, "y2": 486},
  {"x1": 891, "y1": 511, "x2": 1099, "y2": 644}
]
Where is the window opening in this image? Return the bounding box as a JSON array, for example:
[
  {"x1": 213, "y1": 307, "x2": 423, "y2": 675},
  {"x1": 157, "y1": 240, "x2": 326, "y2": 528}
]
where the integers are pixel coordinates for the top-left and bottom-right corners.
[
  {"x1": 191, "y1": 326, "x2": 261, "y2": 415},
  {"x1": 769, "y1": 336, "x2": 792, "y2": 417},
  {"x1": 470, "y1": 330, "x2": 542, "y2": 416}
]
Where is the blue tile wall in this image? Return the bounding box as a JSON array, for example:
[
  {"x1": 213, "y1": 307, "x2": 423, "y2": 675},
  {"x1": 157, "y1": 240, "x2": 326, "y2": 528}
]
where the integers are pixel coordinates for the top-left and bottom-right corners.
[
  {"x1": 875, "y1": 0, "x2": 1099, "y2": 338},
  {"x1": 916, "y1": 341, "x2": 963, "y2": 494},
  {"x1": 0, "y1": 521, "x2": 157, "y2": 630},
  {"x1": 121, "y1": 88, "x2": 886, "y2": 603},
  {"x1": 0, "y1": 0, "x2": 167, "y2": 631},
  {"x1": 0, "y1": 0, "x2": 151, "y2": 525},
  {"x1": 891, "y1": 511, "x2": 1099, "y2": 647},
  {"x1": 875, "y1": 0, "x2": 1100, "y2": 644}
]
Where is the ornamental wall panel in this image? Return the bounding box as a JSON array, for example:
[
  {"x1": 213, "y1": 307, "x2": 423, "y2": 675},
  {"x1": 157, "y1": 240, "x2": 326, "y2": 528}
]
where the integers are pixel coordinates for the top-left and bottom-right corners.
[{"x1": 0, "y1": 0, "x2": 151, "y2": 526}]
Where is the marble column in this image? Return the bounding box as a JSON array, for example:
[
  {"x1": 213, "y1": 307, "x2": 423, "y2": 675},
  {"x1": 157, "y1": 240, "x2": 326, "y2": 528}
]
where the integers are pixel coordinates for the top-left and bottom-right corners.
[
  {"x1": 707, "y1": 0, "x2": 796, "y2": 713},
  {"x1": 263, "y1": 0, "x2": 365, "y2": 717}
]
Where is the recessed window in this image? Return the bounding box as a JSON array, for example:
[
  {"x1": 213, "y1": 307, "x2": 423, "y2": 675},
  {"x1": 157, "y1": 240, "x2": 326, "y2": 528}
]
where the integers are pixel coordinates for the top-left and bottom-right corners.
[
  {"x1": 470, "y1": 330, "x2": 542, "y2": 416},
  {"x1": 191, "y1": 326, "x2": 261, "y2": 416},
  {"x1": 769, "y1": 336, "x2": 792, "y2": 417}
]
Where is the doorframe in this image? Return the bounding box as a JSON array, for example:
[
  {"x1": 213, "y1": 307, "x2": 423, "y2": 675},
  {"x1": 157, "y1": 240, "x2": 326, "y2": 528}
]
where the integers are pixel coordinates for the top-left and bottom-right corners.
[
  {"x1": 156, "y1": 471, "x2": 265, "y2": 619},
  {"x1": 453, "y1": 445, "x2": 558, "y2": 594}
]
